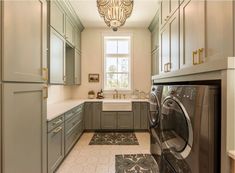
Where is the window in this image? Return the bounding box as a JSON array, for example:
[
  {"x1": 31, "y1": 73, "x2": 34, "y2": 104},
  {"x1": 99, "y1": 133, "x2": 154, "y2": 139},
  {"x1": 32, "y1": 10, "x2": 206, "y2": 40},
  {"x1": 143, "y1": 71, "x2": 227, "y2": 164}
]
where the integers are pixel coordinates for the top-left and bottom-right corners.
[{"x1": 103, "y1": 36, "x2": 131, "y2": 91}]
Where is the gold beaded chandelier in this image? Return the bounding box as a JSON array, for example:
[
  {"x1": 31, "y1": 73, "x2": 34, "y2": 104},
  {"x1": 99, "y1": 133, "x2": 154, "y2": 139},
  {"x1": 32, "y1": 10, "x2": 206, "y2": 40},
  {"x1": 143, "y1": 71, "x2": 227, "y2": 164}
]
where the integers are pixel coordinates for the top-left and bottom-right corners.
[{"x1": 97, "y1": 0, "x2": 134, "y2": 31}]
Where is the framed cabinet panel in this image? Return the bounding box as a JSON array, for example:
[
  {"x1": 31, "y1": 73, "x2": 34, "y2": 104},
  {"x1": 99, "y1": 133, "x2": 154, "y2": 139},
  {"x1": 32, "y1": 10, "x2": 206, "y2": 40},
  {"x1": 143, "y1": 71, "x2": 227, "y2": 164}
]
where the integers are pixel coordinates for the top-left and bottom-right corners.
[
  {"x1": 65, "y1": 16, "x2": 75, "y2": 46},
  {"x1": 101, "y1": 112, "x2": 117, "y2": 130},
  {"x1": 133, "y1": 103, "x2": 141, "y2": 129},
  {"x1": 75, "y1": 50, "x2": 81, "y2": 85},
  {"x1": 2, "y1": 83, "x2": 47, "y2": 173},
  {"x1": 140, "y1": 103, "x2": 149, "y2": 130},
  {"x1": 48, "y1": 125, "x2": 64, "y2": 173},
  {"x1": 50, "y1": 1, "x2": 65, "y2": 36},
  {"x1": 50, "y1": 28, "x2": 65, "y2": 84},
  {"x1": 160, "y1": 0, "x2": 170, "y2": 27},
  {"x1": 65, "y1": 44, "x2": 75, "y2": 85},
  {"x1": 160, "y1": 26, "x2": 170, "y2": 73},
  {"x1": 2, "y1": 0, "x2": 47, "y2": 83},
  {"x1": 117, "y1": 112, "x2": 133, "y2": 129},
  {"x1": 151, "y1": 49, "x2": 159, "y2": 76},
  {"x1": 92, "y1": 103, "x2": 102, "y2": 129},
  {"x1": 180, "y1": 0, "x2": 205, "y2": 68}
]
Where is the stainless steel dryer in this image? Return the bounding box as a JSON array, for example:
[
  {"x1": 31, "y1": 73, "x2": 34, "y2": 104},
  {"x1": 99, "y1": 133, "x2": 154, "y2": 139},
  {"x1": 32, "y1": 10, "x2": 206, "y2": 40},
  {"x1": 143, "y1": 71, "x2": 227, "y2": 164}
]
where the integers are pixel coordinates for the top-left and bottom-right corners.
[
  {"x1": 149, "y1": 85, "x2": 163, "y2": 166},
  {"x1": 160, "y1": 85, "x2": 219, "y2": 173}
]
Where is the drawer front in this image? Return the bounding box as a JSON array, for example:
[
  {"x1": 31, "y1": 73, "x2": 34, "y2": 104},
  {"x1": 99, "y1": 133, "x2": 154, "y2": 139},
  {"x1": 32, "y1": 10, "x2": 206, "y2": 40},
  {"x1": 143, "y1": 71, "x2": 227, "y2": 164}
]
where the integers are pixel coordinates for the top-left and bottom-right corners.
[
  {"x1": 64, "y1": 104, "x2": 83, "y2": 120},
  {"x1": 48, "y1": 125, "x2": 64, "y2": 173},
  {"x1": 73, "y1": 104, "x2": 83, "y2": 114},
  {"x1": 48, "y1": 115, "x2": 64, "y2": 132},
  {"x1": 65, "y1": 120, "x2": 83, "y2": 155},
  {"x1": 65, "y1": 112, "x2": 83, "y2": 135},
  {"x1": 64, "y1": 110, "x2": 74, "y2": 120}
]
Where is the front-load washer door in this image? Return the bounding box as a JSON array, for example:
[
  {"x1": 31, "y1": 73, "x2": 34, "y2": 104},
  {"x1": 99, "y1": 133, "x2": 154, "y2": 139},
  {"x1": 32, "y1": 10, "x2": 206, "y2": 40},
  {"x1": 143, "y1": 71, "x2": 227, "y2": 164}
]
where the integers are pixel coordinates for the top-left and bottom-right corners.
[
  {"x1": 148, "y1": 92, "x2": 160, "y2": 128},
  {"x1": 161, "y1": 96, "x2": 193, "y2": 159}
]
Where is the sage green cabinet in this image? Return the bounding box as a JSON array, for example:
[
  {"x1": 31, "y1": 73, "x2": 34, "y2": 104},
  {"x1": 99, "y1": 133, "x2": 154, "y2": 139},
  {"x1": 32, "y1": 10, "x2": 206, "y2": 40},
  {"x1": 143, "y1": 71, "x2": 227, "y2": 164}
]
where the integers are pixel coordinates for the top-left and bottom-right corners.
[
  {"x1": 140, "y1": 103, "x2": 149, "y2": 130},
  {"x1": 75, "y1": 50, "x2": 81, "y2": 85},
  {"x1": 151, "y1": 49, "x2": 159, "y2": 75},
  {"x1": 160, "y1": 25, "x2": 170, "y2": 73},
  {"x1": 75, "y1": 29, "x2": 81, "y2": 51},
  {"x1": 117, "y1": 112, "x2": 133, "y2": 129},
  {"x1": 48, "y1": 123, "x2": 64, "y2": 173},
  {"x1": 84, "y1": 102, "x2": 102, "y2": 130},
  {"x1": 180, "y1": 0, "x2": 205, "y2": 68},
  {"x1": 50, "y1": 28, "x2": 65, "y2": 84},
  {"x1": 133, "y1": 103, "x2": 141, "y2": 129},
  {"x1": 2, "y1": 0, "x2": 47, "y2": 83},
  {"x1": 50, "y1": 1, "x2": 65, "y2": 36},
  {"x1": 65, "y1": 16, "x2": 75, "y2": 46},
  {"x1": 2, "y1": 83, "x2": 47, "y2": 173},
  {"x1": 65, "y1": 45, "x2": 75, "y2": 85},
  {"x1": 101, "y1": 112, "x2": 117, "y2": 130}
]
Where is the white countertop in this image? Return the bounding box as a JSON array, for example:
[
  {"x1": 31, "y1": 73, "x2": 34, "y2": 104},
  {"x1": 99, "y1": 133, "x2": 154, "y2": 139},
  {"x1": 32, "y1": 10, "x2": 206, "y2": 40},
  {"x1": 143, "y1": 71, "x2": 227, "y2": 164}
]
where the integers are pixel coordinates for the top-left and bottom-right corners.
[
  {"x1": 47, "y1": 98, "x2": 149, "y2": 121},
  {"x1": 228, "y1": 150, "x2": 235, "y2": 160}
]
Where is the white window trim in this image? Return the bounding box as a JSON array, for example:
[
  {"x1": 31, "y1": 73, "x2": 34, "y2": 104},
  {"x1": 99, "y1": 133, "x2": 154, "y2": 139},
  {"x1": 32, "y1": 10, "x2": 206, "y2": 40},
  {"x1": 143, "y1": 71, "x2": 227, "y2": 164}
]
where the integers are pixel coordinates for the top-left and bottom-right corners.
[{"x1": 101, "y1": 32, "x2": 133, "y2": 93}]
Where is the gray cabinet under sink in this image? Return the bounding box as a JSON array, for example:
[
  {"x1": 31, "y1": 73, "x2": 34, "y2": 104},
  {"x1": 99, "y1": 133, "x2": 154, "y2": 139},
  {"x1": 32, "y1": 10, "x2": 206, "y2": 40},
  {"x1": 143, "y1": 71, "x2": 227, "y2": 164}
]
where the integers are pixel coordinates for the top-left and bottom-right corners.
[
  {"x1": 117, "y1": 112, "x2": 134, "y2": 129},
  {"x1": 101, "y1": 112, "x2": 117, "y2": 130}
]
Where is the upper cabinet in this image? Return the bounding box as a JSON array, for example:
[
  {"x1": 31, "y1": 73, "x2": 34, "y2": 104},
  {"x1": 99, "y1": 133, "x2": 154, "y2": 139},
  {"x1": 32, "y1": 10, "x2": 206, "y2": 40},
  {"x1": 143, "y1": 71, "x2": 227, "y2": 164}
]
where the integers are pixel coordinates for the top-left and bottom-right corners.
[
  {"x1": 48, "y1": 0, "x2": 83, "y2": 85},
  {"x1": 150, "y1": 0, "x2": 235, "y2": 77},
  {"x1": 2, "y1": 0, "x2": 47, "y2": 83},
  {"x1": 65, "y1": 16, "x2": 75, "y2": 46},
  {"x1": 180, "y1": 0, "x2": 205, "y2": 69},
  {"x1": 50, "y1": 1, "x2": 65, "y2": 36}
]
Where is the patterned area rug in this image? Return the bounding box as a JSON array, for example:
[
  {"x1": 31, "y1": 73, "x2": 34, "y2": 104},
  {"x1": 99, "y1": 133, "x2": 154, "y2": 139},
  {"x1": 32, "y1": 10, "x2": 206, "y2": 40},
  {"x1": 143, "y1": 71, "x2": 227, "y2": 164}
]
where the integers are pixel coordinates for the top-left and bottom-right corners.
[
  {"x1": 89, "y1": 132, "x2": 139, "y2": 145},
  {"x1": 115, "y1": 154, "x2": 159, "y2": 173}
]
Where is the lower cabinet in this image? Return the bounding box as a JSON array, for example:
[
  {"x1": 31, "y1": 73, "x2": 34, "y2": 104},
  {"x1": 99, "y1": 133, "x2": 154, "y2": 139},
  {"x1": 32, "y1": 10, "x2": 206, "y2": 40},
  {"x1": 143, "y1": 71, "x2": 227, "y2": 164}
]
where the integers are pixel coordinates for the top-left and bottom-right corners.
[
  {"x1": 101, "y1": 111, "x2": 133, "y2": 130},
  {"x1": 133, "y1": 102, "x2": 149, "y2": 130},
  {"x1": 117, "y1": 112, "x2": 134, "y2": 129},
  {"x1": 101, "y1": 112, "x2": 117, "y2": 130},
  {"x1": 47, "y1": 104, "x2": 84, "y2": 173},
  {"x1": 48, "y1": 122, "x2": 64, "y2": 173},
  {"x1": 84, "y1": 102, "x2": 102, "y2": 130}
]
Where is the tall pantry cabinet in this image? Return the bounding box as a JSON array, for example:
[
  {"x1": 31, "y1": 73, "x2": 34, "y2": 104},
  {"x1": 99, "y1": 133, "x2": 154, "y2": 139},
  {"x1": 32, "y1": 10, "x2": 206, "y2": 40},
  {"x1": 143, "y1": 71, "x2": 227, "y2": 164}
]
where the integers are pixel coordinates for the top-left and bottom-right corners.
[{"x1": 0, "y1": 1, "x2": 47, "y2": 173}]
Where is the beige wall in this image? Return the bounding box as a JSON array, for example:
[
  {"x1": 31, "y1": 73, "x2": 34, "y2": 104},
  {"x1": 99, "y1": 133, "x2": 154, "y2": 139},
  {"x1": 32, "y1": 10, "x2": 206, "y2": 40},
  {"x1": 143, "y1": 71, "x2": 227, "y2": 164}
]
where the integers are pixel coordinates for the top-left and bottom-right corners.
[
  {"x1": 72, "y1": 28, "x2": 152, "y2": 99},
  {"x1": 47, "y1": 85, "x2": 73, "y2": 104}
]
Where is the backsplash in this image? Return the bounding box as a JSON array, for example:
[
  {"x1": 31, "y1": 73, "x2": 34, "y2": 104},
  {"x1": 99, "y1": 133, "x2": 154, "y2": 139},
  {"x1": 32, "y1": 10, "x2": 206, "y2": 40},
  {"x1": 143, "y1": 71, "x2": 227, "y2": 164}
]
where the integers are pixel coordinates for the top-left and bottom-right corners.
[{"x1": 47, "y1": 85, "x2": 73, "y2": 104}]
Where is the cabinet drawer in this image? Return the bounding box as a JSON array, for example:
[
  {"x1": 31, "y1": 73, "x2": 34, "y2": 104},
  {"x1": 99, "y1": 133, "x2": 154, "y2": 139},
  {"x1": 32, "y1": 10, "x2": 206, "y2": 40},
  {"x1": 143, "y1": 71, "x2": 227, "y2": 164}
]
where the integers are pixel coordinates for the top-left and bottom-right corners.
[
  {"x1": 48, "y1": 125, "x2": 64, "y2": 173},
  {"x1": 48, "y1": 115, "x2": 64, "y2": 132},
  {"x1": 73, "y1": 104, "x2": 83, "y2": 114},
  {"x1": 65, "y1": 112, "x2": 82, "y2": 135},
  {"x1": 65, "y1": 120, "x2": 82, "y2": 155}
]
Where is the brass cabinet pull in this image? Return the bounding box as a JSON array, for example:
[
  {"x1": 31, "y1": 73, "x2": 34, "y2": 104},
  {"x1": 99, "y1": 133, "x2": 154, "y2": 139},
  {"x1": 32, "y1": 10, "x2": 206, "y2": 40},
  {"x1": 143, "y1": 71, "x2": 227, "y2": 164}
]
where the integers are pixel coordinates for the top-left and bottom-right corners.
[
  {"x1": 43, "y1": 85, "x2": 48, "y2": 99},
  {"x1": 167, "y1": 63, "x2": 171, "y2": 72},
  {"x1": 198, "y1": 48, "x2": 204, "y2": 64},
  {"x1": 192, "y1": 50, "x2": 198, "y2": 65},
  {"x1": 52, "y1": 126, "x2": 62, "y2": 134},
  {"x1": 42, "y1": 68, "x2": 48, "y2": 82},
  {"x1": 53, "y1": 119, "x2": 63, "y2": 126}
]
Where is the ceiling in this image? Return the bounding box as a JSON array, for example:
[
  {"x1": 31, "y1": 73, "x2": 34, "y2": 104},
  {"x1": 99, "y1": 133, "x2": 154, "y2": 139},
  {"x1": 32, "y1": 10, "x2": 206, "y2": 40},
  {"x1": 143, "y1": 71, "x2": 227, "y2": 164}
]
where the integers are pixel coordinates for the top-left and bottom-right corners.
[{"x1": 69, "y1": 0, "x2": 159, "y2": 29}]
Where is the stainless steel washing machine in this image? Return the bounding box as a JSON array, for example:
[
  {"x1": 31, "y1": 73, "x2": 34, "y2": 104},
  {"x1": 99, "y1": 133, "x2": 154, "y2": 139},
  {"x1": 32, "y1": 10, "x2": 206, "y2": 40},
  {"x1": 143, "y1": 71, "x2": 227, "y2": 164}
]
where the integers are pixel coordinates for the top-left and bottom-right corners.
[
  {"x1": 160, "y1": 85, "x2": 220, "y2": 173},
  {"x1": 149, "y1": 85, "x2": 163, "y2": 167}
]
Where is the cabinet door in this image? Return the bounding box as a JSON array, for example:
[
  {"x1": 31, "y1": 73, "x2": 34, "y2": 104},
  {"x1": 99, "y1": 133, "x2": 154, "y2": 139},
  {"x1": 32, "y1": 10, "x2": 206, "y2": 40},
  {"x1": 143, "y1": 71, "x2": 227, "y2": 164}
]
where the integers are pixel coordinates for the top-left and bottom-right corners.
[
  {"x1": 2, "y1": 0, "x2": 47, "y2": 82},
  {"x1": 75, "y1": 29, "x2": 81, "y2": 51},
  {"x1": 65, "y1": 45, "x2": 75, "y2": 85},
  {"x1": 160, "y1": 0, "x2": 170, "y2": 27},
  {"x1": 170, "y1": 0, "x2": 179, "y2": 15},
  {"x1": 151, "y1": 50, "x2": 159, "y2": 76},
  {"x1": 180, "y1": 0, "x2": 205, "y2": 68},
  {"x1": 151, "y1": 24, "x2": 159, "y2": 52},
  {"x1": 48, "y1": 125, "x2": 64, "y2": 173},
  {"x1": 2, "y1": 83, "x2": 47, "y2": 173},
  {"x1": 169, "y1": 11, "x2": 180, "y2": 71},
  {"x1": 117, "y1": 112, "x2": 133, "y2": 130},
  {"x1": 92, "y1": 103, "x2": 101, "y2": 129},
  {"x1": 84, "y1": 103, "x2": 93, "y2": 129},
  {"x1": 140, "y1": 103, "x2": 149, "y2": 130},
  {"x1": 50, "y1": 28, "x2": 65, "y2": 84},
  {"x1": 50, "y1": 1, "x2": 65, "y2": 36},
  {"x1": 65, "y1": 16, "x2": 75, "y2": 45},
  {"x1": 133, "y1": 103, "x2": 141, "y2": 129},
  {"x1": 160, "y1": 26, "x2": 170, "y2": 73},
  {"x1": 74, "y1": 50, "x2": 81, "y2": 85},
  {"x1": 101, "y1": 112, "x2": 117, "y2": 130}
]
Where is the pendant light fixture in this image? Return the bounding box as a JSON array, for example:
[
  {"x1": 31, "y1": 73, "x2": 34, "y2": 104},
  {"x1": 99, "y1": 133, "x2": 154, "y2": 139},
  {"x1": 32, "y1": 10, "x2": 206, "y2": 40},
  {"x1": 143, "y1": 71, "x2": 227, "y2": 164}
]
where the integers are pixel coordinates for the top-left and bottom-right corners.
[{"x1": 97, "y1": 0, "x2": 134, "y2": 31}]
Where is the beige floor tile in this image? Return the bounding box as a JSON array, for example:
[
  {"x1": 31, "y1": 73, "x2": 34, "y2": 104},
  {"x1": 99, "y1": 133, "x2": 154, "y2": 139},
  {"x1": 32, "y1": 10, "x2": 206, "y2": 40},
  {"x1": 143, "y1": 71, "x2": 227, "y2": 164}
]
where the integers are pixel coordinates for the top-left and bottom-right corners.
[{"x1": 55, "y1": 132, "x2": 150, "y2": 173}]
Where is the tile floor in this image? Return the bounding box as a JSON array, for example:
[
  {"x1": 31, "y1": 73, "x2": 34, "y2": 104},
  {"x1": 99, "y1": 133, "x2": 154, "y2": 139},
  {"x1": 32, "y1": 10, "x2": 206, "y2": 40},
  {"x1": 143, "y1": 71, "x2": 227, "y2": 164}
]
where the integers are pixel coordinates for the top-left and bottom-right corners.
[{"x1": 56, "y1": 132, "x2": 150, "y2": 173}]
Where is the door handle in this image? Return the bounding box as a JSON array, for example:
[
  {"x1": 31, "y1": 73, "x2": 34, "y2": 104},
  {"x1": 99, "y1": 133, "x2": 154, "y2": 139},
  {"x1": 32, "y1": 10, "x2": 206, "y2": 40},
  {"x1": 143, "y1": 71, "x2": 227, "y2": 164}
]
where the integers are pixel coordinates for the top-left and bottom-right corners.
[
  {"x1": 42, "y1": 68, "x2": 48, "y2": 82},
  {"x1": 43, "y1": 85, "x2": 48, "y2": 99},
  {"x1": 198, "y1": 48, "x2": 204, "y2": 64},
  {"x1": 52, "y1": 126, "x2": 62, "y2": 134},
  {"x1": 192, "y1": 50, "x2": 198, "y2": 65}
]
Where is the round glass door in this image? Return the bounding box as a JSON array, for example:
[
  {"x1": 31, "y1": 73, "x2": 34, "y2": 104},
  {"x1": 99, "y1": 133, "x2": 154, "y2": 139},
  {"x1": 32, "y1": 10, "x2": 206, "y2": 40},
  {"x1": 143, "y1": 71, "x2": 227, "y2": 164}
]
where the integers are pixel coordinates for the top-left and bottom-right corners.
[
  {"x1": 148, "y1": 93, "x2": 160, "y2": 127},
  {"x1": 161, "y1": 97, "x2": 193, "y2": 157}
]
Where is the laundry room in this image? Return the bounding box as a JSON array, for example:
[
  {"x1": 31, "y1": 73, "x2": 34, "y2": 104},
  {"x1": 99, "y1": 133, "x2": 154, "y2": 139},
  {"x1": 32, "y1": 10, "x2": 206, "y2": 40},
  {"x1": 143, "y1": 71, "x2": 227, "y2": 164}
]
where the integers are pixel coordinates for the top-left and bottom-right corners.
[{"x1": 0, "y1": 1, "x2": 235, "y2": 173}]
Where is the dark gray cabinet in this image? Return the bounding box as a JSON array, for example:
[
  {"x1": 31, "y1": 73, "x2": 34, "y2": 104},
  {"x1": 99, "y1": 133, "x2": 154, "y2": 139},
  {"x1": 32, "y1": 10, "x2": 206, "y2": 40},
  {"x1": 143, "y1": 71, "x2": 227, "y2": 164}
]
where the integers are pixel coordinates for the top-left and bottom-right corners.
[
  {"x1": 101, "y1": 112, "x2": 117, "y2": 130},
  {"x1": 48, "y1": 116, "x2": 64, "y2": 173},
  {"x1": 140, "y1": 103, "x2": 149, "y2": 129},
  {"x1": 133, "y1": 103, "x2": 141, "y2": 129},
  {"x1": 117, "y1": 112, "x2": 134, "y2": 129},
  {"x1": 84, "y1": 102, "x2": 102, "y2": 130},
  {"x1": 133, "y1": 102, "x2": 149, "y2": 130}
]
